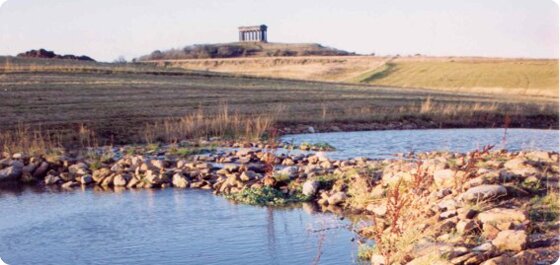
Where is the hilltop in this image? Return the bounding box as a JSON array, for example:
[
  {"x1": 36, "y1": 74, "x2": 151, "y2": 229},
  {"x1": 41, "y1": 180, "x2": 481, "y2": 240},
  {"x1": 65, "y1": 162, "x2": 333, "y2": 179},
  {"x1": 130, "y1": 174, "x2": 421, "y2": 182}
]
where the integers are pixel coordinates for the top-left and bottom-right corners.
[{"x1": 136, "y1": 42, "x2": 354, "y2": 61}]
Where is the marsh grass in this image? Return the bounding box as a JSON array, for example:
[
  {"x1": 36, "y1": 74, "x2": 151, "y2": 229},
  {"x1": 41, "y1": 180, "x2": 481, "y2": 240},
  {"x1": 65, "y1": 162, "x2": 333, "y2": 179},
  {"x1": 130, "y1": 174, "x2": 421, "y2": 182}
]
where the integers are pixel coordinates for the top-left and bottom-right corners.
[{"x1": 143, "y1": 104, "x2": 278, "y2": 144}]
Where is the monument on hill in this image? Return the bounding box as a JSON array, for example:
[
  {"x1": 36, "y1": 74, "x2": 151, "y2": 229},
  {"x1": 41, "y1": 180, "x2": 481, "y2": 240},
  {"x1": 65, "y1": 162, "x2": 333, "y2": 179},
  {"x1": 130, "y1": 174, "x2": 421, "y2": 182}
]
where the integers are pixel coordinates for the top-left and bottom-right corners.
[{"x1": 238, "y1": 25, "x2": 268, "y2": 42}]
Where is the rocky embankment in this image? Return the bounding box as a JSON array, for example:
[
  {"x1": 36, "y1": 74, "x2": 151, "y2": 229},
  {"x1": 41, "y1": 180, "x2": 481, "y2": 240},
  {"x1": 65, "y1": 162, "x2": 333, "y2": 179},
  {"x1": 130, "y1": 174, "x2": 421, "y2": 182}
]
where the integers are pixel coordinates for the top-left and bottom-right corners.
[{"x1": 0, "y1": 142, "x2": 558, "y2": 265}]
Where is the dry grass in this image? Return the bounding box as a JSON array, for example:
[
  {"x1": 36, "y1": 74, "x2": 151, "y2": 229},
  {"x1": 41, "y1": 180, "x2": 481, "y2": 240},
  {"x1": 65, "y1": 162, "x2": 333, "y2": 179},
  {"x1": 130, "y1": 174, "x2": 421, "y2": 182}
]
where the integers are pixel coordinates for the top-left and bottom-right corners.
[
  {"x1": 142, "y1": 104, "x2": 279, "y2": 143},
  {"x1": 144, "y1": 56, "x2": 558, "y2": 98},
  {"x1": 147, "y1": 55, "x2": 388, "y2": 82},
  {"x1": 0, "y1": 56, "x2": 557, "y2": 145}
]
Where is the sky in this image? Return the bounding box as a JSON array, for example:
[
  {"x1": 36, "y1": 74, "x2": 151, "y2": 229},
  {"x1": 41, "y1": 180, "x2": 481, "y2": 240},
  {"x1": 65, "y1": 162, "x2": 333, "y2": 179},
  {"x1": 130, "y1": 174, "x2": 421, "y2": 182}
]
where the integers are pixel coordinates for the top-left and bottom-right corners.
[{"x1": 0, "y1": 0, "x2": 558, "y2": 62}]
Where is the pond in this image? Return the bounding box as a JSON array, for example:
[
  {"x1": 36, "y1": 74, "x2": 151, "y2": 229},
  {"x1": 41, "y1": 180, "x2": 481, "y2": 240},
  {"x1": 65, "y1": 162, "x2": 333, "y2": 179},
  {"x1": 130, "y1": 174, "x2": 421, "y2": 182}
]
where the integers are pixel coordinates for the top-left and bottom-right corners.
[
  {"x1": 282, "y1": 128, "x2": 559, "y2": 160},
  {"x1": 1, "y1": 128, "x2": 558, "y2": 265},
  {"x1": 0, "y1": 187, "x2": 362, "y2": 265}
]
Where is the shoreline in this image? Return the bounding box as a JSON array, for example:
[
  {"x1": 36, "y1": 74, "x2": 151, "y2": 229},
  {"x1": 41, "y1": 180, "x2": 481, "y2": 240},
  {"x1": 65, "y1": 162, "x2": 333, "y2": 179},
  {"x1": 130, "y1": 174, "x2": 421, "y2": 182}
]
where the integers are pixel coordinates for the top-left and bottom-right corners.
[{"x1": 0, "y1": 140, "x2": 558, "y2": 264}]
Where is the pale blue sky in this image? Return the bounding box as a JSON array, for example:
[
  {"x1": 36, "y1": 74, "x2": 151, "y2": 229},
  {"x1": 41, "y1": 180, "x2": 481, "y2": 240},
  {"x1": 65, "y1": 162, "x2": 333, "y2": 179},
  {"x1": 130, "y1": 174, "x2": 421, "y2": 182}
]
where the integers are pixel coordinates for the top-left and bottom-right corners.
[{"x1": 0, "y1": 0, "x2": 558, "y2": 61}]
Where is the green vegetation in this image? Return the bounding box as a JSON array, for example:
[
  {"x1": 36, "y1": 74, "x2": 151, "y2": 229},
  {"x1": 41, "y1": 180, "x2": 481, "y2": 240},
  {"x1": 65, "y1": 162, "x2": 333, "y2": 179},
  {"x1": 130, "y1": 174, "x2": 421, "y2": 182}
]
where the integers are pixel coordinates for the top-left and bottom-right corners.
[
  {"x1": 361, "y1": 59, "x2": 558, "y2": 97},
  {"x1": 224, "y1": 186, "x2": 311, "y2": 206},
  {"x1": 529, "y1": 192, "x2": 559, "y2": 222}
]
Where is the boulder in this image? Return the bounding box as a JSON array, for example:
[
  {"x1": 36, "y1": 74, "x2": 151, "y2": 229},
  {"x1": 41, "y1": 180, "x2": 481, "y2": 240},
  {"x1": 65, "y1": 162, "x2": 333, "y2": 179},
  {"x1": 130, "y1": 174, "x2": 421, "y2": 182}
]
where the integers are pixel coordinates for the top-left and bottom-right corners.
[
  {"x1": 302, "y1": 180, "x2": 319, "y2": 196},
  {"x1": 44, "y1": 174, "x2": 61, "y2": 185},
  {"x1": 275, "y1": 166, "x2": 298, "y2": 179},
  {"x1": 492, "y1": 230, "x2": 527, "y2": 252},
  {"x1": 434, "y1": 169, "x2": 456, "y2": 188},
  {"x1": 370, "y1": 254, "x2": 386, "y2": 265},
  {"x1": 367, "y1": 204, "x2": 387, "y2": 217},
  {"x1": 32, "y1": 162, "x2": 49, "y2": 179},
  {"x1": 240, "y1": 171, "x2": 257, "y2": 182},
  {"x1": 480, "y1": 255, "x2": 513, "y2": 265},
  {"x1": 504, "y1": 157, "x2": 526, "y2": 170},
  {"x1": 478, "y1": 208, "x2": 527, "y2": 225},
  {"x1": 461, "y1": 185, "x2": 507, "y2": 202},
  {"x1": 327, "y1": 192, "x2": 347, "y2": 205},
  {"x1": 92, "y1": 168, "x2": 111, "y2": 183},
  {"x1": 78, "y1": 175, "x2": 93, "y2": 185},
  {"x1": 0, "y1": 161, "x2": 23, "y2": 182},
  {"x1": 61, "y1": 181, "x2": 78, "y2": 189},
  {"x1": 456, "y1": 220, "x2": 477, "y2": 235},
  {"x1": 172, "y1": 173, "x2": 190, "y2": 188},
  {"x1": 113, "y1": 174, "x2": 130, "y2": 187}
]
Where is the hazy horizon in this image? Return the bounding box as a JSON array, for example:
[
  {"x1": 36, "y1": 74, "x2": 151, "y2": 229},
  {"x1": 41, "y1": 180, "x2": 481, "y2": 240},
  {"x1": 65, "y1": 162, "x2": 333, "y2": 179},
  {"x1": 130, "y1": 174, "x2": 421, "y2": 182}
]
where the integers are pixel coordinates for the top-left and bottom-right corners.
[{"x1": 0, "y1": 0, "x2": 558, "y2": 62}]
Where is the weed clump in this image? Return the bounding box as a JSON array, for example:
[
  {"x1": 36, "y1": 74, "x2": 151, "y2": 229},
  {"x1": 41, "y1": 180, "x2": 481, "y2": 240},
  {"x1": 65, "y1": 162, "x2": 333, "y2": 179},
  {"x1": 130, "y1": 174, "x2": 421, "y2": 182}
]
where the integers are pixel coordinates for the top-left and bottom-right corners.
[{"x1": 225, "y1": 186, "x2": 311, "y2": 206}]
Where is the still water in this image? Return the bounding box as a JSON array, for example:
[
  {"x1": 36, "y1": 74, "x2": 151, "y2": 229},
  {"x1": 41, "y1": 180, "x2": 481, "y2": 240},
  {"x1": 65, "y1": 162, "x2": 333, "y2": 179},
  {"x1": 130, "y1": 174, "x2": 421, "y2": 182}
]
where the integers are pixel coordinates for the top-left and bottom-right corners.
[
  {"x1": 0, "y1": 187, "x2": 360, "y2": 265},
  {"x1": 282, "y1": 128, "x2": 559, "y2": 160}
]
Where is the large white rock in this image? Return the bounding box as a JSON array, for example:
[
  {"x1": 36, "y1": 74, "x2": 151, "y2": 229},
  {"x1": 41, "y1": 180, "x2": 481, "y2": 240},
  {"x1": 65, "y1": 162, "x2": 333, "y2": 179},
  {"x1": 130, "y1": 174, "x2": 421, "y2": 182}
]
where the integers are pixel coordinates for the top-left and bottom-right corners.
[
  {"x1": 492, "y1": 230, "x2": 528, "y2": 251},
  {"x1": 461, "y1": 185, "x2": 507, "y2": 202},
  {"x1": 302, "y1": 180, "x2": 319, "y2": 196}
]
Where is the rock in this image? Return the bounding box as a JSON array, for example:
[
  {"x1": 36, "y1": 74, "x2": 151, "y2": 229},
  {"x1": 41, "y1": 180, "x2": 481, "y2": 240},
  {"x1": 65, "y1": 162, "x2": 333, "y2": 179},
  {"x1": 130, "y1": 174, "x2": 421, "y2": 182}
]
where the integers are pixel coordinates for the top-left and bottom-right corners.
[
  {"x1": 370, "y1": 254, "x2": 386, "y2": 265},
  {"x1": 472, "y1": 242, "x2": 495, "y2": 253},
  {"x1": 456, "y1": 220, "x2": 477, "y2": 235},
  {"x1": 32, "y1": 162, "x2": 49, "y2": 179},
  {"x1": 504, "y1": 157, "x2": 526, "y2": 170},
  {"x1": 457, "y1": 208, "x2": 478, "y2": 219},
  {"x1": 92, "y1": 168, "x2": 111, "y2": 183},
  {"x1": 478, "y1": 208, "x2": 527, "y2": 225},
  {"x1": 61, "y1": 181, "x2": 78, "y2": 189},
  {"x1": 327, "y1": 192, "x2": 347, "y2": 205},
  {"x1": 482, "y1": 223, "x2": 501, "y2": 240},
  {"x1": 434, "y1": 169, "x2": 456, "y2": 188},
  {"x1": 525, "y1": 151, "x2": 553, "y2": 162},
  {"x1": 481, "y1": 254, "x2": 513, "y2": 265},
  {"x1": 511, "y1": 251, "x2": 536, "y2": 264},
  {"x1": 127, "y1": 177, "x2": 140, "y2": 189},
  {"x1": 438, "y1": 199, "x2": 458, "y2": 212},
  {"x1": 492, "y1": 230, "x2": 527, "y2": 252},
  {"x1": 0, "y1": 161, "x2": 23, "y2": 182},
  {"x1": 172, "y1": 173, "x2": 190, "y2": 188},
  {"x1": 302, "y1": 180, "x2": 319, "y2": 196},
  {"x1": 240, "y1": 171, "x2": 257, "y2": 182},
  {"x1": 68, "y1": 162, "x2": 89, "y2": 176},
  {"x1": 439, "y1": 210, "x2": 458, "y2": 220},
  {"x1": 461, "y1": 185, "x2": 507, "y2": 202},
  {"x1": 113, "y1": 174, "x2": 130, "y2": 187},
  {"x1": 367, "y1": 204, "x2": 387, "y2": 217},
  {"x1": 44, "y1": 174, "x2": 61, "y2": 185},
  {"x1": 275, "y1": 166, "x2": 298, "y2": 179},
  {"x1": 78, "y1": 175, "x2": 93, "y2": 185},
  {"x1": 307, "y1": 126, "x2": 315, "y2": 133},
  {"x1": 101, "y1": 174, "x2": 115, "y2": 187},
  {"x1": 281, "y1": 158, "x2": 295, "y2": 166}
]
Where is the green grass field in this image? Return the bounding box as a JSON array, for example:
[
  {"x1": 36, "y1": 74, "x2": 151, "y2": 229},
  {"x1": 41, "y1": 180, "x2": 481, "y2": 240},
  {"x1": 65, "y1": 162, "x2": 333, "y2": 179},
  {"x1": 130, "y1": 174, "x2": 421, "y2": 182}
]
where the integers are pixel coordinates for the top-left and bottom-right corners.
[
  {"x1": 153, "y1": 56, "x2": 558, "y2": 98},
  {"x1": 360, "y1": 58, "x2": 558, "y2": 97}
]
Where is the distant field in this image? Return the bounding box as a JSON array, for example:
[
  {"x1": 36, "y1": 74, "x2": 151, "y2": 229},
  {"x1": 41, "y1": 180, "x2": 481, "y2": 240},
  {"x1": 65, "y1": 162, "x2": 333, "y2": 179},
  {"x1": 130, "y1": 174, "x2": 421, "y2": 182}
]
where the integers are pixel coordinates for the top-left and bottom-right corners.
[
  {"x1": 149, "y1": 56, "x2": 559, "y2": 97},
  {"x1": 0, "y1": 56, "x2": 557, "y2": 145}
]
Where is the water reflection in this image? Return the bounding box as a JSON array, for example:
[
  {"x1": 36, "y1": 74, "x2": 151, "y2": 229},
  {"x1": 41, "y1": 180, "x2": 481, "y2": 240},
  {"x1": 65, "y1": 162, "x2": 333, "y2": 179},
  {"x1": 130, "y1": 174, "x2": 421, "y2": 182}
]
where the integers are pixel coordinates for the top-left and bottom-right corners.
[{"x1": 0, "y1": 188, "x2": 362, "y2": 265}]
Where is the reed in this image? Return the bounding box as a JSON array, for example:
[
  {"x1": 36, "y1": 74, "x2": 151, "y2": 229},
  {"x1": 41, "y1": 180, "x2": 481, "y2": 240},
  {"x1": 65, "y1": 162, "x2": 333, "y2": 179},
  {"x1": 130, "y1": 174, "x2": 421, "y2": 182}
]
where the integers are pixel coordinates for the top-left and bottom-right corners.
[{"x1": 143, "y1": 104, "x2": 279, "y2": 144}]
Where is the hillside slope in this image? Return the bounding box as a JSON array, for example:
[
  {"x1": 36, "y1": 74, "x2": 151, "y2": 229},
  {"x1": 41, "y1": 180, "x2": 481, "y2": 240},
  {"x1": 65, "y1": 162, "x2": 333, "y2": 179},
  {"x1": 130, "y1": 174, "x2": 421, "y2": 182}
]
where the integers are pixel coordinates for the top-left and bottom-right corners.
[
  {"x1": 137, "y1": 42, "x2": 354, "y2": 61},
  {"x1": 145, "y1": 56, "x2": 558, "y2": 97}
]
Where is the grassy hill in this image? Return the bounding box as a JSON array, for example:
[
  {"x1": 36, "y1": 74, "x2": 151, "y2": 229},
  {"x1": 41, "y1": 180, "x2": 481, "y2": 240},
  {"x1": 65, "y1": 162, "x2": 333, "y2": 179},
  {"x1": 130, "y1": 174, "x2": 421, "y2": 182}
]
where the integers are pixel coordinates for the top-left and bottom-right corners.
[
  {"x1": 147, "y1": 55, "x2": 558, "y2": 98},
  {"x1": 137, "y1": 42, "x2": 353, "y2": 61}
]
